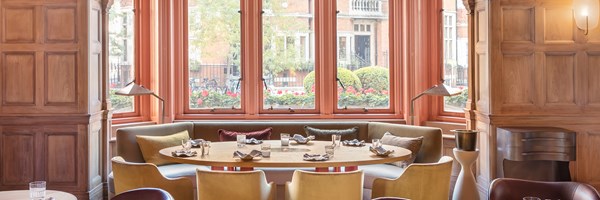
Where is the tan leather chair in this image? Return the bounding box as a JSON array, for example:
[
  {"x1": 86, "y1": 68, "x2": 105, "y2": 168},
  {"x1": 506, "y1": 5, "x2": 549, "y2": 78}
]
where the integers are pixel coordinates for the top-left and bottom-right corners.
[
  {"x1": 195, "y1": 169, "x2": 276, "y2": 200},
  {"x1": 489, "y1": 178, "x2": 600, "y2": 200},
  {"x1": 371, "y1": 156, "x2": 454, "y2": 200},
  {"x1": 111, "y1": 156, "x2": 194, "y2": 200},
  {"x1": 285, "y1": 170, "x2": 364, "y2": 200}
]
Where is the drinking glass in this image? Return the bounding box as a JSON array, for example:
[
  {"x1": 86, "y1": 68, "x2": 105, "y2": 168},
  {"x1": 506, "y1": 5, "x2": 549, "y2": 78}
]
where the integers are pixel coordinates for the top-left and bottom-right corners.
[
  {"x1": 325, "y1": 145, "x2": 335, "y2": 157},
  {"x1": 29, "y1": 181, "x2": 46, "y2": 199},
  {"x1": 202, "y1": 141, "x2": 211, "y2": 155},
  {"x1": 236, "y1": 135, "x2": 246, "y2": 148},
  {"x1": 280, "y1": 133, "x2": 290, "y2": 146},
  {"x1": 261, "y1": 143, "x2": 272, "y2": 157},
  {"x1": 181, "y1": 138, "x2": 192, "y2": 151},
  {"x1": 522, "y1": 197, "x2": 541, "y2": 200},
  {"x1": 372, "y1": 139, "x2": 382, "y2": 148},
  {"x1": 332, "y1": 134, "x2": 342, "y2": 146}
]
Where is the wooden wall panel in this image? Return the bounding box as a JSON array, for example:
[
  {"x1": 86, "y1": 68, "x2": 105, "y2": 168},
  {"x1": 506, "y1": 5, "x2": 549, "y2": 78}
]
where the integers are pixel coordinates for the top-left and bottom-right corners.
[
  {"x1": 45, "y1": 6, "x2": 77, "y2": 43},
  {"x1": 2, "y1": 53, "x2": 36, "y2": 105},
  {"x1": 588, "y1": 54, "x2": 600, "y2": 105},
  {"x1": 502, "y1": 8, "x2": 533, "y2": 42},
  {"x1": 545, "y1": 54, "x2": 575, "y2": 105},
  {"x1": 544, "y1": 7, "x2": 574, "y2": 43},
  {"x1": 46, "y1": 133, "x2": 77, "y2": 184},
  {"x1": 583, "y1": 132, "x2": 600, "y2": 183},
  {"x1": 45, "y1": 52, "x2": 77, "y2": 105},
  {"x1": 1, "y1": 131, "x2": 35, "y2": 185},
  {"x1": 2, "y1": 6, "x2": 35, "y2": 43},
  {"x1": 502, "y1": 54, "x2": 534, "y2": 105}
]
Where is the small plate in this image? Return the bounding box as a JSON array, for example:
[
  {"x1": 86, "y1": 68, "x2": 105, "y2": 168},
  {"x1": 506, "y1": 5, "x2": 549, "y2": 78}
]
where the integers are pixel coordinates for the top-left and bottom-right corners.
[
  {"x1": 342, "y1": 139, "x2": 366, "y2": 147},
  {"x1": 369, "y1": 146, "x2": 394, "y2": 156},
  {"x1": 303, "y1": 153, "x2": 330, "y2": 161},
  {"x1": 292, "y1": 134, "x2": 315, "y2": 144},
  {"x1": 233, "y1": 150, "x2": 263, "y2": 161},
  {"x1": 245, "y1": 138, "x2": 263, "y2": 145},
  {"x1": 171, "y1": 150, "x2": 197, "y2": 157}
]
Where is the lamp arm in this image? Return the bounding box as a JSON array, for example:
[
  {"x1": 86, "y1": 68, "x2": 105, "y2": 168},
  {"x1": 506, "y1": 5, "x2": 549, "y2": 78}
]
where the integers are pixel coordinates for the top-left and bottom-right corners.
[
  {"x1": 151, "y1": 93, "x2": 165, "y2": 124},
  {"x1": 410, "y1": 92, "x2": 428, "y2": 125}
]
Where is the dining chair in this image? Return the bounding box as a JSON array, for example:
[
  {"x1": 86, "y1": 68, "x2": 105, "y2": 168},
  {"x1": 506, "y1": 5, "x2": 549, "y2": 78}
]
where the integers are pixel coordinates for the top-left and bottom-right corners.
[
  {"x1": 489, "y1": 178, "x2": 600, "y2": 200},
  {"x1": 371, "y1": 156, "x2": 453, "y2": 200},
  {"x1": 285, "y1": 170, "x2": 364, "y2": 200},
  {"x1": 112, "y1": 188, "x2": 174, "y2": 200},
  {"x1": 371, "y1": 197, "x2": 410, "y2": 200},
  {"x1": 195, "y1": 169, "x2": 276, "y2": 200},
  {"x1": 111, "y1": 156, "x2": 194, "y2": 200}
]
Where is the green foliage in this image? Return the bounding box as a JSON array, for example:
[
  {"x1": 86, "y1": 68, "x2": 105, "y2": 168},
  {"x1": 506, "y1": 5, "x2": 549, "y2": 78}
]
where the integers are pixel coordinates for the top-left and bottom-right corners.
[
  {"x1": 190, "y1": 90, "x2": 241, "y2": 108},
  {"x1": 303, "y1": 68, "x2": 362, "y2": 93},
  {"x1": 264, "y1": 93, "x2": 315, "y2": 108},
  {"x1": 109, "y1": 89, "x2": 133, "y2": 112},
  {"x1": 354, "y1": 66, "x2": 389, "y2": 91},
  {"x1": 444, "y1": 88, "x2": 468, "y2": 107},
  {"x1": 338, "y1": 92, "x2": 389, "y2": 108}
]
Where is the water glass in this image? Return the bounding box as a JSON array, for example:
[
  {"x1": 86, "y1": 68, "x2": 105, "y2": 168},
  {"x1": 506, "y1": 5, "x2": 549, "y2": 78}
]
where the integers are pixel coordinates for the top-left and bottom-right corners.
[
  {"x1": 372, "y1": 139, "x2": 382, "y2": 148},
  {"x1": 522, "y1": 197, "x2": 541, "y2": 200},
  {"x1": 29, "y1": 181, "x2": 46, "y2": 199},
  {"x1": 325, "y1": 145, "x2": 335, "y2": 157},
  {"x1": 202, "y1": 141, "x2": 211, "y2": 155},
  {"x1": 181, "y1": 138, "x2": 192, "y2": 151},
  {"x1": 236, "y1": 135, "x2": 246, "y2": 148},
  {"x1": 281, "y1": 133, "x2": 290, "y2": 146},
  {"x1": 332, "y1": 134, "x2": 342, "y2": 146},
  {"x1": 261, "y1": 143, "x2": 271, "y2": 157}
]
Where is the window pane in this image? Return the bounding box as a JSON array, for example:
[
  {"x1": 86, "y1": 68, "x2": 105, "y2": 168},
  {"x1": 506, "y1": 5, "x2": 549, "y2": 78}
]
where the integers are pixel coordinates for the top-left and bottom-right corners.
[
  {"x1": 336, "y1": 0, "x2": 390, "y2": 109},
  {"x1": 442, "y1": 0, "x2": 468, "y2": 112},
  {"x1": 188, "y1": 0, "x2": 241, "y2": 109},
  {"x1": 108, "y1": 0, "x2": 135, "y2": 113},
  {"x1": 262, "y1": 0, "x2": 315, "y2": 109}
]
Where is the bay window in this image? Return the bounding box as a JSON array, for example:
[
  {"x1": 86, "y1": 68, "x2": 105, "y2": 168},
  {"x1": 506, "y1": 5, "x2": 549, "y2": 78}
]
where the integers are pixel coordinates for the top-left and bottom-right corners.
[{"x1": 441, "y1": 0, "x2": 468, "y2": 115}]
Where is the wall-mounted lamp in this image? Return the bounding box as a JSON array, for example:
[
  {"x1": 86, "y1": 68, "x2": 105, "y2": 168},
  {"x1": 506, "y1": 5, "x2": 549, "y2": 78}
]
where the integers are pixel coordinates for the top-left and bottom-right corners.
[{"x1": 574, "y1": 0, "x2": 599, "y2": 35}]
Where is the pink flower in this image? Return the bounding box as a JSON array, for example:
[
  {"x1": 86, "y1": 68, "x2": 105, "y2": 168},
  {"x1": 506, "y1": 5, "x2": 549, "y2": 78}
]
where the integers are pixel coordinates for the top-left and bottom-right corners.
[
  {"x1": 311, "y1": 85, "x2": 315, "y2": 92},
  {"x1": 381, "y1": 90, "x2": 389, "y2": 95},
  {"x1": 201, "y1": 90, "x2": 209, "y2": 97},
  {"x1": 196, "y1": 98, "x2": 203, "y2": 105},
  {"x1": 230, "y1": 93, "x2": 238, "y2": 98},
  {"x1": 294, "y1": 92, "x2": 299, "y2": 96},
  {"x1": 364, "y1": 88, "x2": 375, "y2": 94},
  {"x1": 277, "y1": 90, "x2": 283, "y2": 95}
]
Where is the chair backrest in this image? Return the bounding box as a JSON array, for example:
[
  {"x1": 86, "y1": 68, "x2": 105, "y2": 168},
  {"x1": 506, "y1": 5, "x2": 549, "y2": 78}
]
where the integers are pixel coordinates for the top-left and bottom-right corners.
[
  {"x1": 286, "y1": 170, "x2": 364, "y2": 200},
  {"x1": 196, "y1": 169, "x2": 275, "y2": 200},
  {"x1": 112, "y1": 188, "x2": 174, "y2": 200},
  {"x1": 371, "y1": 197, "x2": 410, "y2": 200},
  {"x1": 111, "y1": 156, "x2": 194, "y2": 200},
  {"x1": 489, "y1": 178, "x2": 600, "y2": 200},
  {"x1": 372, "y1": 156, "x2": 453, "y2": 200}
]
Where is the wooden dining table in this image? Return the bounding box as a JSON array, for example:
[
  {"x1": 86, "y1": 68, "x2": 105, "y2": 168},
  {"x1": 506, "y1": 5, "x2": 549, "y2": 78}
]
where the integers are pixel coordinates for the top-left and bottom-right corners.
[
  {"x1": 159, "y1": 140, "x2": 411, "y2": 172},
  {"x1": 0, "y1": 190, "x2": 76, "y2": 200}
]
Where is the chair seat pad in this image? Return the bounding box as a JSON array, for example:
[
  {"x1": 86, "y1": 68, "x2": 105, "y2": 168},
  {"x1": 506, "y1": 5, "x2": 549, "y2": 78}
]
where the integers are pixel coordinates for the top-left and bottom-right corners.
[
  {"x1": 108, "y1": 164, "x2": 209, "y2": 194},
  {"x1": 359, "y1": 164, "x2": 405, "y2": 189}
]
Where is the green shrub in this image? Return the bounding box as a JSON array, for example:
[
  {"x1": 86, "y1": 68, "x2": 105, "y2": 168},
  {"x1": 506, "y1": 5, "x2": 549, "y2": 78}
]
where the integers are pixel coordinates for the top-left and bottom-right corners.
[
  {"x1": 303, "y1": 68, "x2": 362, "y2": 93},
  {"x1": 354, "y1": 66, "x2": 389, "y2": 91}
]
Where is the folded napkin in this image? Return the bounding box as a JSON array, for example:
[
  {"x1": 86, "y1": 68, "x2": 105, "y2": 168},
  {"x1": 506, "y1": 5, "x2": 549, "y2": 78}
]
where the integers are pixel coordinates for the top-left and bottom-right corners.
[
  {"x1": 233, "y1": 150, "x2": 263, "y2": 161},
  {"x1": 292, "y1": 134, "x2": 315, "y2": 144},
  {"x1": 190, "y1": 139, "x2": 205, "y2": 148},
  {"x1": 171, "y1": 150, "x2": 197, "y2": 157},
  {"x1": 245, "y1": 138, "x2": 263, "y2": 144},
  {"x1": 369, "y1": 146, "x2": 394, "y2": 156},
  {"x1": 342, "y1": 139, "x2": 365, "y2": 146},
  {"x1": 303, "y1": 153, "x2": 330, "y2": 161}
]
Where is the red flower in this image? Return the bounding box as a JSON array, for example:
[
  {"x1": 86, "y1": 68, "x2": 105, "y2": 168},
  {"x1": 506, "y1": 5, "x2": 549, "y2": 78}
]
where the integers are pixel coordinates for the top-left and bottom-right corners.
[
  {"x1": 230, "y1": 93, "x2": 238, "y2": 98},
  {"x1": 196, "y1": 98, "x2": 203, "y2": 105},
  {"x1": 381, "y1": 90, "x2": 389, "y2": 95},
  {"x1": 364, "y1": 88, "x2": 375, "y2": 94},
  {"x1": 311, "y1": 85, "x2": 315, "y2": 92},
  {"x1": 201, "y1": 90, "x2": 209, "y2": 97},
  {"x1": 277, "y1": 90, "x2": 283, "y2": 95}
]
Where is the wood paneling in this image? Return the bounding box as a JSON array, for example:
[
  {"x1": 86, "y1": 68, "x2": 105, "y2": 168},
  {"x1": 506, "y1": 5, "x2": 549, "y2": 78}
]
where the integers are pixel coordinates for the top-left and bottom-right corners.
[
  {"x1": 2, "y1": 7, "x2": 35, "y2": 43},
  {"x1": 588, "y1": 54, "x2": 600, "y2": 105},
  {"x1": 45, "y1": 52, "x2": 77, "y2": 105},
  {"x1": 545, "y1": 53, "x2": 575, "y2": 105},
  {"x1": 45, "y1": 6, "x2": 77, "y2": 43},
  {"x1": 46, "y1": 133, "x2": 77, "y2": 184},
  {"x1": 0, "y1": 131, "x2": 35, "y2": 185},
  {"x1": 544, "y1": 7, "x2": 574, "y2": 43},
  {"x1": 502, "y1": 8, "x2": 533, "y2": 42},
  {"x1": 2, "y1": 53, "x2": 36, "y2": 105},
  {"x1": 502, "y1": 54, "x2": 534, "y2": 105}
]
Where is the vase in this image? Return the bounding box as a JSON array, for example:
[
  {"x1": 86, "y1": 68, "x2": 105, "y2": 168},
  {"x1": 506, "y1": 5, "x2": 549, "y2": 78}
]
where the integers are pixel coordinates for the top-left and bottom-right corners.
[{"x1": 452, "y1": 129, "x2": 478, "y2": 151}]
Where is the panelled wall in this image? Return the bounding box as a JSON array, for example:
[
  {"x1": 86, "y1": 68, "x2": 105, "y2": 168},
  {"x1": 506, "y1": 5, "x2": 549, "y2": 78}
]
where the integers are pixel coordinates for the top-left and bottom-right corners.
[
  {"x1": 0, "y1": 0, "x2": 104, "y2": 199},
  {"x1": 470, "y1": 0, "x2": 600, "y2": 196}
]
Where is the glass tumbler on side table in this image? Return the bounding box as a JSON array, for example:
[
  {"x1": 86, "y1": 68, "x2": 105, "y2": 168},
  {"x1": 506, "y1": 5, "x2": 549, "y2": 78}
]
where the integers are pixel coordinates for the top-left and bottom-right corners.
[
  {"x1": 372, "y1": 139, "x2": 382, "y2": 148},
  {"x1": 261, "y1": 143, "x2": 271, "y2": 157},
  {"x1": 280, "y1": 133, "x2": 290, "y2": 146},
  {"x1": 332, "y1": 134, "x2": 342, "y2": 147},
  {"x1": 325, "y1": 145, "x2": 335, "y2": 157},
  {"x1": 29, "y1": 181, "x2": 46, "y2": 199},
  {"x1": 237, "y1": 135, "x2": 246, "y2": 148}
]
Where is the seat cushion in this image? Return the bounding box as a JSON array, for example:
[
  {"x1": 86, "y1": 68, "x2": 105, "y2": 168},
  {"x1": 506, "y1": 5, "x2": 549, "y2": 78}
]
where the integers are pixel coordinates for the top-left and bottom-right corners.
[
  {"x1": 359, "y1": 164, "x2": 405, "y2": 189},
  {"x1": 135, "y1": 130, "x2": 191, "y2": 165},
  {"x1": 218, "y1": 127, "x2": 273, "y2": 141},
  {"x1": 380, "y1": 132, "x2": 423, "y2": 167},
  {"x1": 108, "y1": 163, "x2": 209, "y2": 195},
  {"x1": 304, "y1": 126, "x2": 359, "y2": 141}
]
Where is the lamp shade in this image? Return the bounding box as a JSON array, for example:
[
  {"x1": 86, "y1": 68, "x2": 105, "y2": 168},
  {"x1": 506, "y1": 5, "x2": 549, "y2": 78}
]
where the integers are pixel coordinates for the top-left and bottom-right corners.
[
  {"x1": 421, "y1": 84, "x2": 462, "y2": 96},
  {"x1": 574, "y1": 0, "x2": 600, "y2": 30},
  {"x1": 115, "y1": 82, "x2": 154, "y2": 96}
]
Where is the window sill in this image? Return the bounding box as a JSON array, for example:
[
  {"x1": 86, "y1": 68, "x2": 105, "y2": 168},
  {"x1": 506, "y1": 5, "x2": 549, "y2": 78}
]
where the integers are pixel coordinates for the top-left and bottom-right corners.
[{"x1": 424, "y1": 121, "x2": 466, "y2": 136}]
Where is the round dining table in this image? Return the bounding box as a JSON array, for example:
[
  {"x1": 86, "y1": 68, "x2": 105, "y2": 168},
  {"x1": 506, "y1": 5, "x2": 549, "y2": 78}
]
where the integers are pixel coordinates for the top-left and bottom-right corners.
[
  {"x1": 159, "y1": 140, "x2": 411, "y2": 172},
  {"x1": 0, "y1": 190, "x2": 76, "y2": 200}
]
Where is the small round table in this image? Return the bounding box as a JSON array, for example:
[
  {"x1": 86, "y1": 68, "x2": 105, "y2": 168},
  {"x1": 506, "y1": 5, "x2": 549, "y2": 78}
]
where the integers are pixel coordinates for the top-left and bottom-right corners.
[
  {"x1": 0, "y1": 190, "x2": 77, "y2": 200},
  {"x1": 159, "y1": 140, "x2": 411, "y2": 172},
  {"x1": 452, "y1": 148, "x2": 480, "y2": 200}
]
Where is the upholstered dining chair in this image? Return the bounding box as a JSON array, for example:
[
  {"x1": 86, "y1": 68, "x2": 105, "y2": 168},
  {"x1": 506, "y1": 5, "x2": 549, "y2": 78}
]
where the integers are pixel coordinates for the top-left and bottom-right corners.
[
  {"x1": 489, "y1": 178, "x2": 600, "y2": 200},
  {"x1": 111, "y1": 156, "x2": 194, "y2": 200},
  {"x1": 285, "y1": 170, "x2": 364, "y2": 200},
  {"x1": 371, "y1": 197, "x2": 410, "y2": 200},
  {"x1": 371, "y1": 156, "x2": 453, "y2": 200},
  {"x1": 195, "y1": 169, "x2": 276, "y2": 200},
  {"x1": 112, "y1": 188, "x2": 174, "y2": 200}
]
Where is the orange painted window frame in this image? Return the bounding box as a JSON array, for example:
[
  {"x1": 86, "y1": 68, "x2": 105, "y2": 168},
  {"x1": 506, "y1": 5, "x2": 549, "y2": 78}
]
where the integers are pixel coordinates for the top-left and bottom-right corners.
[{"x1": 112, "y1": 0, "x2": 152, "y2": 124}]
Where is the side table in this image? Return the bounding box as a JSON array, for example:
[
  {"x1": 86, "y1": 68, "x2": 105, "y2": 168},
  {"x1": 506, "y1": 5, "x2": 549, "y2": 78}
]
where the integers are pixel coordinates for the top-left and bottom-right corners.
[{"x1": 452, "y1": 148, "x2": 480, "y2": 200}]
